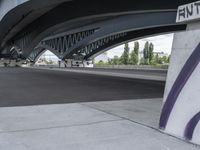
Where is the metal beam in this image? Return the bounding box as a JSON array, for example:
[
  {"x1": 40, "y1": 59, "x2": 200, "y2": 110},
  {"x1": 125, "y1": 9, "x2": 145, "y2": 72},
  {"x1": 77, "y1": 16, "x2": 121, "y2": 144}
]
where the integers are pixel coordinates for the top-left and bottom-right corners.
[
  {"x1": 61, "y1": 11, "x2": 182, "y2": 59},
  {"x1": 85, "y1": 25, "x2": 186, "y2": 60},
  {"x1": 0, "y1": 0, "x2": 197, "y2": 59},
  {"x1": 39, "y1": 28, "x2": 98, "y2": 59},
  {"x1": 2, "y1": 0, "x2": 195, "y2": 58},
  {"x1": 28, "y1": 47, "x2": 46, "y2": 62}
]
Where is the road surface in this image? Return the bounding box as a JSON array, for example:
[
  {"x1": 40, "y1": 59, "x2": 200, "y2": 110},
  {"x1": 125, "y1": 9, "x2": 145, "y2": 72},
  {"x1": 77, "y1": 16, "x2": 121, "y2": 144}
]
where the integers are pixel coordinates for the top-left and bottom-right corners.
[
  {"x1": 0, "y1": 67, "x2": 165, "y2": 107},
  {"x1": 57, "y1": 67, "x2": 167, "y2": 76}
]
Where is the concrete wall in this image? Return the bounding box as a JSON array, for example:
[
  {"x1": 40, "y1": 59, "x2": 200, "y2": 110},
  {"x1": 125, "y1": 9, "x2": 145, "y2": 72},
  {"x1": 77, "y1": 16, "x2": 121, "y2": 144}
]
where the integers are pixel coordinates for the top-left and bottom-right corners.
[
  {"x1": 160, "y1": 21, "x2": 200, "y2": 145},
  {"x1": 94, "y1": 65, "x2": 168, "y2": 70}
]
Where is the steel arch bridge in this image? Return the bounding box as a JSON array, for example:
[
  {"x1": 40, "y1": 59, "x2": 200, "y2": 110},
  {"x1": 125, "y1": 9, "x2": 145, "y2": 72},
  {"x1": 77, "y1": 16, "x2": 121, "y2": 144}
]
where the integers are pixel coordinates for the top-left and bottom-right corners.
[{"x1": 0, "y1": 0, "x2": 197, "y2": 62}]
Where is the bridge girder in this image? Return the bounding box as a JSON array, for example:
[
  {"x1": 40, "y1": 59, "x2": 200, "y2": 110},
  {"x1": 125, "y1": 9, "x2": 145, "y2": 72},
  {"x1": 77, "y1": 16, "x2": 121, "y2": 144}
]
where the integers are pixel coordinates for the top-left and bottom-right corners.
[
  {"x1": 78, "y1": 25, "x2": 186, "y2": 61},
  {"x1": 39, "y1": 28, "x2": 98, "y2": 59},
  {"x1": 0, "y1": 0, "x2": 197, "y2": 60},
  {"x1": 0, "y1": 47, "x2": 23, "y2": 60},
  {"x1": 29, "y1": 11, "x2": 186, "y2": 62},
  {"x1": 1, "y1": 0, "x2": 197, "y2": 59},
  {"x1": 60, "y1": 11, "x2": 184, "y2": 60},
  {"x1": 28, "y1": 47, "x2": 46, "y2": 62},
  {"x1": 0, "y1": 0, "x2": 72, "y2": 50},
  {"x1": 30, "y1": 24, "x2": 186, "y2": 63}
]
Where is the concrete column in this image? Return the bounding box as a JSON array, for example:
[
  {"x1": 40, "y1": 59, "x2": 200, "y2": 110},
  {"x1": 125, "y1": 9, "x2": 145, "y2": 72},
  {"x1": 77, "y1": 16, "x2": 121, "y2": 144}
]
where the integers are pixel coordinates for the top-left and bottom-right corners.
[{"x1": 159, "y1": 21, "x2": 200, "y2": 145}]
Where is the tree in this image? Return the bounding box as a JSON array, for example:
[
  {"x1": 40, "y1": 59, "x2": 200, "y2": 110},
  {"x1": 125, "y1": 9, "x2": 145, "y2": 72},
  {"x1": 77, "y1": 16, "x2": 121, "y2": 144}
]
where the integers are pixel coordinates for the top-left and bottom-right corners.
[
  {"x1": 139, "y1": 57, "x2": 145, "y2": 65},
  {"x1": 120, "y1": 43, "x2": 130, "y2": 65},
  {"x1": 153, "y1": 53, "x2": 161, "y2": 64},
  {"x1": 149, "y1": 43, "x2": 154, "y2": 64},
  {"x1": 134, "y1": 41, "x2": 139, "y2": 55},
  {"x1": 96, "y1": 60, "x2": 105, "y2": 65},
  {"x1": 113, "y1": 55, "x2": 120, "y2": 65},
  {"x1": 155, "y1": 53, "x2": 159, "y2": 63},
  {"x1": 129, "y1": 41, "x2": 139, "y2": 65},
  {"x1": 129, "y1": 52, "x2": 138, "y2": 65},
  {"x1": 107, "y1": 59, "x2": 113, "y2": 65},
  {"x1": 143, "y1": 41, "x2": 149, "y2": 65},
  {"x1": 167, "y1": 55, "x2": 170, "y2": 63},
  {"x1": 47, "y1": 60, "x2": 54, "y2": 65},
  {"x1": 163, "y1": 56, "x2": 167, "y2": 63}
]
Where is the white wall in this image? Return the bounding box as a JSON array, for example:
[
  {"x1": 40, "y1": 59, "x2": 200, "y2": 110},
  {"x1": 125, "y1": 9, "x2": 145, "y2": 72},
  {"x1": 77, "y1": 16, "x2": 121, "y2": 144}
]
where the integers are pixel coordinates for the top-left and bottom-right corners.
[{"x1": 162, "y1": 22, "x2": 200, "y2": 144}]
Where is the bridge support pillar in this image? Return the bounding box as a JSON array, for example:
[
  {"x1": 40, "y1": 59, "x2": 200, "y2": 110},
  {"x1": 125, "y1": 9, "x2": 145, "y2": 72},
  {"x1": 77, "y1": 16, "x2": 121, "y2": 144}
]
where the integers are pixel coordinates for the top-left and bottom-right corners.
[{"x1": 160, "y1": 21, "x2": 200, "y2": 145}]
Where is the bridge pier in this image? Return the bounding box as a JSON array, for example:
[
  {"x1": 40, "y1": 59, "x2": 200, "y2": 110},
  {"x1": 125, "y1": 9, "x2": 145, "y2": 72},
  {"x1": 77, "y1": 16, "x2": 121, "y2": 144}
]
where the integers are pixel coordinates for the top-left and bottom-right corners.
[{"x1": 160, "y1": 21, "x2": 200, "y2": 145}]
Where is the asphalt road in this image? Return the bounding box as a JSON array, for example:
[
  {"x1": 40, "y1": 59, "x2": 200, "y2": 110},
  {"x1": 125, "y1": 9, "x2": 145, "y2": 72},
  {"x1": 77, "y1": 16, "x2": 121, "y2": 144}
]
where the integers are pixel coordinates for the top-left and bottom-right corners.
[
  {"x1": 47, "y1": 67, "x2": 167, "y2": 77},
  {"x1": 0, "y1": 67, "x2": 165, "y2": 107}
]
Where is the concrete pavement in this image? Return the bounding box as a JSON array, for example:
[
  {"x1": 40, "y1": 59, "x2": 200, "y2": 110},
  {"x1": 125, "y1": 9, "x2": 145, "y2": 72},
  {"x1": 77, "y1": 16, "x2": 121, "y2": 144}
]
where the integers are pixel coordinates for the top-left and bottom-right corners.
[{"x1": 0, "y1": 99, "x2": 198, "y2": 150}]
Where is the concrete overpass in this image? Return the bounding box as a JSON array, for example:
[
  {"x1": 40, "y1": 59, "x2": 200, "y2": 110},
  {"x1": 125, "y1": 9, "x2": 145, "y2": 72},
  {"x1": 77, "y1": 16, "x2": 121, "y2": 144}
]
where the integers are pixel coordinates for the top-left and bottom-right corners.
[{"x1": 1, "y1": 0, "x2": 200, "y2": 146}]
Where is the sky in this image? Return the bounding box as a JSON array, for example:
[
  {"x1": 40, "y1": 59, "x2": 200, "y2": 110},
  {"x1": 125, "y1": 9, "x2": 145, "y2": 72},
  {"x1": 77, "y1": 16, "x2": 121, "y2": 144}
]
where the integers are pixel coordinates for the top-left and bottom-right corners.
[
  {"x1": 106, "y1": 33, "x2": 174, "y2": 58},
  {"x1": 42, "y1": 33, "x2": 174, "y2": 60}
]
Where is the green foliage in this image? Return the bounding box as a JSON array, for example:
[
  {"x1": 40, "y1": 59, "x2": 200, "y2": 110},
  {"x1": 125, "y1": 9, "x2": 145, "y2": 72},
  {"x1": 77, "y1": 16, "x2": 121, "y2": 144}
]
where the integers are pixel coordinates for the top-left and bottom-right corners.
[
  {"x1": 129, "y1": 41, "x2": 139, "y2": 65},
  {"x1": 161, "y1": 56, "x2": 169, "y2": 63},
  {"x1": 167, "y1": 55, "x2": 170, "y2": 63},
  {"x1": 151, "y1": 54, "x2": 170, "y2": 65},
  {"x1": 139, "y1": 57, "x2": 145, "y2": 65},
  {"x1": 107, "y1": 55, "x2": 121, "y2": 65},
  {"x1": 143, "y1": 41, "x2": 149, "y2": 65},
  {"x1": 113, "y1": 56, "x2": 120, "y2": 65},
  {"x1": 95, "y1": 40, "x2": 170, "y2": 67},
  {"x1": 134, "y1": 41, "x2": 139, "y2": 55},
  {"x1": 47, "y1": 60, "x2": 54, "y2": 65},
  {"x1": 96, "y1": 60, "x2": 105, "y2": 65},
  {"x1": 142, "y1": 42, "x2": 155, "y2": 65},
  {"x1": 39, "y1": 57, "x2": 54, "y2": 65},
  {"x1": 120, "y1": 43, "x2": 130, "y2": 65},
  {"x1": 149, "y1": 43, "x2": 154, "y2": 64},
  {"x1": 129, "y1": 52, "x2": 138, "y2": 65}
]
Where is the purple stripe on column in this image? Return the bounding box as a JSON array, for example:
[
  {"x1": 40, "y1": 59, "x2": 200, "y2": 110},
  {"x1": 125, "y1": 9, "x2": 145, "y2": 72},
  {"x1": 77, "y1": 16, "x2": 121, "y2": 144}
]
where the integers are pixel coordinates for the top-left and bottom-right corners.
[
  {"x1": 159, "y1": 43, "x2": 200, "y2": 129},
  {"x1": 184, "y1": 112, "x2": 200, "y2": 140}
]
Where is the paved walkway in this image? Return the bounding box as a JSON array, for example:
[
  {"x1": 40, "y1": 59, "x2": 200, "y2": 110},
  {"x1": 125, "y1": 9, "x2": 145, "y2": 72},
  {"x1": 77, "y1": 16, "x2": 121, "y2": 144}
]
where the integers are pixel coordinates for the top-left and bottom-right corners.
[{"x1": 0, "y1": 98, "x2": 198, "y2": 150}]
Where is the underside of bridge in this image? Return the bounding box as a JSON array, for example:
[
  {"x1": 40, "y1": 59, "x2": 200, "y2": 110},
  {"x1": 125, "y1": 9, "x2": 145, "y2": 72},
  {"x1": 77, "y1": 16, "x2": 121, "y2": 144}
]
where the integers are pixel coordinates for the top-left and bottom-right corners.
[{"x1": 0, "y1": 0, "x2": 197, "y2": 62}]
